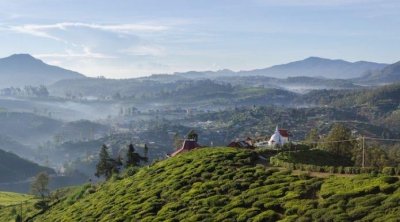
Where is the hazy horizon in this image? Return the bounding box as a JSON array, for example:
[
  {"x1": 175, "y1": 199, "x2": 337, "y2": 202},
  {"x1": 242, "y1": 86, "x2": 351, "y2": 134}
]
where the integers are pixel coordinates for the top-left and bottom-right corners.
[
  {"x1": 0, "y1": 53, "x2": 392, "y2": 79},
  {"x1": 1, "y1": 0, "x2": 400, "y2": 78}
]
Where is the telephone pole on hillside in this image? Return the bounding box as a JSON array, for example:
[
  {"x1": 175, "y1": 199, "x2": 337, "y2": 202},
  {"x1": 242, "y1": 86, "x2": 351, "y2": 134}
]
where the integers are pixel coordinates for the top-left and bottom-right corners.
[{"x1": 361, "y1": 136, "x2": 365, "y2": 168}]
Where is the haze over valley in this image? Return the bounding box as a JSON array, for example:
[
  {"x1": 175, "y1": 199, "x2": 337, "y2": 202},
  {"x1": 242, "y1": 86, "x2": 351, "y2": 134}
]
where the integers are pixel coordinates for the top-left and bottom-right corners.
[{"x1": 1, "y1": 1, "x2": 400, "y2": 221}]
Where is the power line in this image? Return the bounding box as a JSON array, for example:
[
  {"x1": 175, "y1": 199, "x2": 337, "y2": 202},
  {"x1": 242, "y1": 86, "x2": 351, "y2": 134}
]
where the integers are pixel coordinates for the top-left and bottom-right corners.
[
  {"x1": 292, "y1": 137, "x2": 400, "y2": 144},
  {"x1": 292, "y1": 138, "x2": 359, "y2": 144},
  {"x1": 365, "y1": 137, "x2": 400, "y2": 142}
]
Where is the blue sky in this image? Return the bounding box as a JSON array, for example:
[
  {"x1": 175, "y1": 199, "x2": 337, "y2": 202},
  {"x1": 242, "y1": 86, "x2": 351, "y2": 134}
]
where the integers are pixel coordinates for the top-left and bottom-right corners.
[{"x1": 0, "y1": 0, "x2": 399, "y2": 78}]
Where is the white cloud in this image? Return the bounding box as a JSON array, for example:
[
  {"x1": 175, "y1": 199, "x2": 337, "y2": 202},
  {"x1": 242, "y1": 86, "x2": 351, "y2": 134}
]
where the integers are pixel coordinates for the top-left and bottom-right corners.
[
  {"x1": 6, "y1": 22, "x2": 169, "y2": 41},
  {"x1": 34, "y1": 46, "x2": 116, "y2": 59},
  {"x1": 30, "y1": 22, "x2": 168, "y2": 32}
]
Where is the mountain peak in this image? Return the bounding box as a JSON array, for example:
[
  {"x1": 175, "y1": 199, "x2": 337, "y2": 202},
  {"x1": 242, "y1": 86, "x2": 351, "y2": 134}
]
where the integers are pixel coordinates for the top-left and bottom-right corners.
[
  {"x1": 303, "y1": 57, "x2": 347, "y2": 63},
  {"x1": 304, "y1": 56, "x2": 325, "y2": 61},
  {"x1": 0, "y1": 53, "x2": 85, "y2": 87},
  {"x1": 3, "y1": 54, "x2": 44, "y2": 64},
  {"x1": 7, "y1": 53, "x2": 35, "y2": 59}
]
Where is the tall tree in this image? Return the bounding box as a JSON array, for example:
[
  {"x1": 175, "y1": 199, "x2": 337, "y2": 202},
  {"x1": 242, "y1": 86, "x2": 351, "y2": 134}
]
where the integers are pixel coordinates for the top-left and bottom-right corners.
[
  {"x1": 31, "y1": 171, "x2": 50, "y2": 199},
  {"x1": 125, "y1": 144, "x2": 147, "y2": 167},
  {"x1": 95, "y1": 144, "x2": 116, "y2": 179},
  {"x1": 305, "y1": 128, "x2": 319, "y2": 148},
  {"x1": 323, "y1": 123, "x2": 354, "y2": 157},
  {"x1": 31, "y1": 171, "x2": 50, "y2": 211}
]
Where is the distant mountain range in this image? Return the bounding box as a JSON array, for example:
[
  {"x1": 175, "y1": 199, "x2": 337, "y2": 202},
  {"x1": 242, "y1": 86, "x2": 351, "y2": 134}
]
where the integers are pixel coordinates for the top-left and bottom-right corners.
[
  {"x1": 0, "y1": 54, "x2": 398, "y2": 89},
  {"x1": 241, "y1": 57, "x2": 388, "y2": 79},
  {"x1": 174, "y1": 57, "x2": 388, "y2": 79},
  {"x1": 0, "y1": 54, "x2": 85, "y2": 88},
  {"x1": 359, "y1": 61, "x2": 400, "y2": 84}
]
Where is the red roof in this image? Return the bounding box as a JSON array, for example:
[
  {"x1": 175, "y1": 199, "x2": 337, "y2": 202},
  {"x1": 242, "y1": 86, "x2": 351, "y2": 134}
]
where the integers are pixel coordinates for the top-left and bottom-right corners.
[
  {"x1": 227, "y1": 141, "x2": 254, "y2": 149},
  {"x1": 170, "y1": 139, "x2": 201, "y2": 157},
  {"x1": 278, "y1": 129, "x2": 289, "y2": 137}
]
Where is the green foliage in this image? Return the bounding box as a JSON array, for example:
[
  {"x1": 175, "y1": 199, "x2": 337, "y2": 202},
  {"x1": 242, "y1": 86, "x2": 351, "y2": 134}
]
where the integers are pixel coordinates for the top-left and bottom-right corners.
[
  {"x1": 0, "y1": 191, "x2": 37, "y2": 222},
  {"x1": 323, "y1": 123, "x2": 355, "y2": 157},
  {"x1": 270, "y1": 149, "x2": 399, "y2": 176},
  {"x1": 31, "y1": 172, "x2": 50, "y2": 199},
  {"x1": 304, "y1": 128, "x2": 319, "y2": 148},
  {"x1": 271, "y1": 149, "x2": 353, "y2": 167},
  {"x1": 34, "y1": 147, "x2": 400, "y2": 221},
  {"x1": 382, "y1": 167, "x2": 396, "y2": 176},
  {"x1": 95, "y1": 144, "x2": 121, "y2": 180},
  {"x1": 125, "y1": 144, "x2": 147, "y2": 167},
  {"x1": 0, "y1": 192, "x2": 34, "y2": 206}
]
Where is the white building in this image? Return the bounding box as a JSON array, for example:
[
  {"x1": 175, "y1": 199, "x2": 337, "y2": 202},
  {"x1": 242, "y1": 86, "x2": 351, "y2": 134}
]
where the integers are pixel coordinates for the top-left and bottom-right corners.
[{"x1": 268, "y1": 126, "x2": 289, "y2": 146}]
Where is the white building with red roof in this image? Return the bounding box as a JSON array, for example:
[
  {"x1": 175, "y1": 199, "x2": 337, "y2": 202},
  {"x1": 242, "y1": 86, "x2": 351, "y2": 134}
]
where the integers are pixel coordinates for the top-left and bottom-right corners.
[{"x1": 268, "y1": 126, "x2": 290, "y2": 146}]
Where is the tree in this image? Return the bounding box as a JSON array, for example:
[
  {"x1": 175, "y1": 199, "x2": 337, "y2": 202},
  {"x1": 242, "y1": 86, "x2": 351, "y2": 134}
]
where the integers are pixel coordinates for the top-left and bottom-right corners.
[
  {"x1": 125, "y1": 144, "x2": 147, "y2": 167},
  {"x1": 187, "y1": 130, "x2": 198, "y2": 142},
  {"x1": 31, "y1": 171, "x2": 50, "y2": 211},
  {"x1": 305, "y1": 128, "x2": 319, "y2": 148},
  {"x1": 323, "y1": 123, "x2": 354, "y2": 157},
  {"x1": 352, "y1": 141, "x2": 391, "y2": 168},
  {"x1": 31, "y1": 172, "x2": 50, "y2": 199},
  {"x1": 95, "y1": 144, "x2": 117, "y2": 179}
]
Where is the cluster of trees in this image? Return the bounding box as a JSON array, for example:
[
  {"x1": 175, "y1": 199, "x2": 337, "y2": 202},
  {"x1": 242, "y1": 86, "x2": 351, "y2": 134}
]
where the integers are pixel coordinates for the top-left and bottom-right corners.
[
  {"x1": 304, "y1": 123, "x2": 400, "y2": 169},
  {"x1": 0, "y1": 85, "x2": 49, "y2": 97},
  {"x1": 95, "y1": 144, "x2": 148, "y2": 180}
]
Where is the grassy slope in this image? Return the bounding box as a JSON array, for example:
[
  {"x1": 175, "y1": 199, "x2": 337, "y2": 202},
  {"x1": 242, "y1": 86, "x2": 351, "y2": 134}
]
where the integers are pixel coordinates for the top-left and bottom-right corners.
[
  {"x1": 0, "y1": 191, "x2": 34, "y2": 206},
  {"x1": 0, "y1": 191, "x2": 36, "y2": 222},
  {"x1": 36, "y1": 147, "x2": 400, "y2": 222}
]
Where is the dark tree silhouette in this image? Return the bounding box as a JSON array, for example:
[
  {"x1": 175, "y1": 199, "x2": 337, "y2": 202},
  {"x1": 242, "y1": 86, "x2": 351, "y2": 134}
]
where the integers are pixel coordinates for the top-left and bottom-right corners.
[
  {"x1": 125, "y1": 144, "x2": 148, "y2": 167},
  {"x1": 95, "y1": 144, "x2": 121, "y2": 179}
]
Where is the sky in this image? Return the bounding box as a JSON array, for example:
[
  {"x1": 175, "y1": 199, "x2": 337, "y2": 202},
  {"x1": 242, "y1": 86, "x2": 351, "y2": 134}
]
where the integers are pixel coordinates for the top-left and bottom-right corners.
[{"x1": 0, "y1": 0, "x2": 399, "y2": 78}]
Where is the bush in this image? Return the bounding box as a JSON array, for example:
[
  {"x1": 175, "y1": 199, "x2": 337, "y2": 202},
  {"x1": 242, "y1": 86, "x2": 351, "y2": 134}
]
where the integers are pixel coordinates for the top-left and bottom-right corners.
[
  {"x1": 252, "y1": 210, "x2": 280, "y2": 222},
  {"x1": 380, "y1": 176, "x2": 398, "y2": 184},
  {"x1": 382, "y1": 167, "x2": 396, "y2": 176}
]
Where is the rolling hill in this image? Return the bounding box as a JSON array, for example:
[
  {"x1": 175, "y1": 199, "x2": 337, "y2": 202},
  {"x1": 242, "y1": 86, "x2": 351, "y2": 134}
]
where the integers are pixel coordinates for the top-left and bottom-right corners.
[
  {"x1": 0, "y1": 134, "x2": 35, "y2": 158},
  {"x1": 0, "y1": 54, "x2": 85, "y2": 88},
  {"x1": 34, "y1": 147, "x2": 400, "y2": 221},
  {"x1": 360, "y1": 60, "x2": 400, "y2": 84},
  {"x1": 0, "y1": 112, "x2": 63, "y2": 146},
  {"x1": 0, "y1": 148, "x2": 54, "y2": 183}
]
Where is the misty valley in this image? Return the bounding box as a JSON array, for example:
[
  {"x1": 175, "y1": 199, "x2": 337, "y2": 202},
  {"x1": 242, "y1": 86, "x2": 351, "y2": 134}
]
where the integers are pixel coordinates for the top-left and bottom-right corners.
[{"x1": 0, "y1": 53, "x2": 400, "y2": 221}]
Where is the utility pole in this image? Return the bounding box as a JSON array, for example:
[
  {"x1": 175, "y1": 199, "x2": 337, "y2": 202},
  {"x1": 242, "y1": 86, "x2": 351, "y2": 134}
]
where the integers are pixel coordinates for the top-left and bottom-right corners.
[
  {"x1": 362, "y1": 136, "x2": 365, "y2": 168},
  {"x1": 20, "y1": 201, "x2": 23, "y2": 222}
]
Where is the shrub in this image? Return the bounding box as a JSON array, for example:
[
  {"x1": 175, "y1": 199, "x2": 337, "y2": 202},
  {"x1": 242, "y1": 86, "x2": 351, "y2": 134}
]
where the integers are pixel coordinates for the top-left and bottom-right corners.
[
  {"x1": 380, "y1": 176, "x2": 398, "y2": 184},
  {"x1": 382, "y1": 167, "x2": 396, "y2": 176},
  {"x1": 298, "y1": 172, "x2": 311, "y2": 180},
  {"x1": 252, "y1": 210, "x2": 280, "y2": 222}
]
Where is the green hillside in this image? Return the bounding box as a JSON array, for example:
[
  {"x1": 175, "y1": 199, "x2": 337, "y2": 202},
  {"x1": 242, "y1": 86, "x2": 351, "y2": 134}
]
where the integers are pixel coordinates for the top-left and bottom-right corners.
[
  {"x1": 0, "y1": 191, "x2": 34, "y2": 206},
  {"x1": 0, "y1": 149, "x2": 54, "y2": 183},
  {"x1": 0, "y1": 191, "x2": 37, "y2": 222},
  {"x1": 32, "y1": 147, "x2": 400, "y2": 221}
]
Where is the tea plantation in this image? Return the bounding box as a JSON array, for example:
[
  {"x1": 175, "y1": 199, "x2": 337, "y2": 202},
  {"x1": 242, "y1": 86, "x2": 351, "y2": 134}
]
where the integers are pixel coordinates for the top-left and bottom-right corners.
[
  {"x1": 0, "y1": 191, "x2": 36, "y2": 222},
  {"x1": 34, "y1": 147, "x2": 400, "y2": 221}
]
